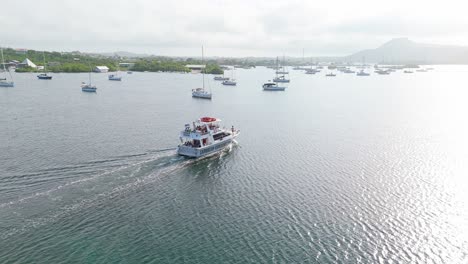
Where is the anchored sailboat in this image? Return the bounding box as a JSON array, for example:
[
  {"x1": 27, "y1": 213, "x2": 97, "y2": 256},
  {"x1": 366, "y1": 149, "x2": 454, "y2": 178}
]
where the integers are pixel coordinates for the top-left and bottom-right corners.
[
  {"x1": 192, "y1": 46, "x2": 212, "y2": 99},
  {"x1": 37, "y1": 52, "x2": 52, "y2": 80},
  {"x1": 81, "y1": 62, "x2": 97, "y2": 92},
  {"x1": 0, "y1": 48, "x2": 14, "y2": 87}
]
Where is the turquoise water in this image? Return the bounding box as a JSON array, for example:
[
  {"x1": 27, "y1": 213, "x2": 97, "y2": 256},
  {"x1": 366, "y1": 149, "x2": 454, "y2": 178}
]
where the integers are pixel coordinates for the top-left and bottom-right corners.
[{"x1": 1, "y1": 67, "x2": 468, "y2": 263}]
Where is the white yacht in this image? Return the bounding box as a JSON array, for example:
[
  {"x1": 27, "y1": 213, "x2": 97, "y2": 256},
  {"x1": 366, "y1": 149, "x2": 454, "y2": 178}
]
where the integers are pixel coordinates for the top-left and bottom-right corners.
[
  {"x1": 177, "y1": 117, "x2": 240, "y2": 158},
  {"x1": 0, "y1": 48, "x2": 14, "y2": 87},
  {"x1": 263, "y1": 82, "x2": 285, "y2": 91}
]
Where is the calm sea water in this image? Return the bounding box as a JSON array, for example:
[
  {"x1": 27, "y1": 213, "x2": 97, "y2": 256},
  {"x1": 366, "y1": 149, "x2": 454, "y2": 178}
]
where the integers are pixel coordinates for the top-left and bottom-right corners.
[{"x1": 1, "y1": 67, "x2": 468, "y2": 263}]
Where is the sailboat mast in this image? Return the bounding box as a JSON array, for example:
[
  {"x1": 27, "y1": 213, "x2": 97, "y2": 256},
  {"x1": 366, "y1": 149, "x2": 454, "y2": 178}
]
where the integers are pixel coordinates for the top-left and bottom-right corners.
[
  {"x1": 1, "y1": 48, "x2": 6, "y2": 72},
  {"x1": 202, "y1": 46, "x2": 205, "y2": 89},
  {"x1": 88, "y1": 62, "x2": 92, "y2": 85},
  {"x1": 43, "y1": 52, "x2": 47, "y2": 73},
  {"x1": 275, "y1": 57, "x2": 279, "y2": 78}
]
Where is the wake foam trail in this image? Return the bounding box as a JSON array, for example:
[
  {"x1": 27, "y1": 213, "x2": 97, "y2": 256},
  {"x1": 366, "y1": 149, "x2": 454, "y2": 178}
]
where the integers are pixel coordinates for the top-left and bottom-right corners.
[
  {"x1": 0, "y1": 148, "x2": 178, "y2": 209},
  {"x1": 0, "y1": 157, "x2": 192, "y2": 240}
]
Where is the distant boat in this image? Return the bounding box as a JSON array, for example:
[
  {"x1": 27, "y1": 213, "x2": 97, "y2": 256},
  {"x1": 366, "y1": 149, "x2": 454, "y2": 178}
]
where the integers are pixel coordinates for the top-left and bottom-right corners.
[
  {"x1": 81, "y1": 82, "x2": 97, "y2": 92},
  {"x1": 109, "y1": 64, "x2": 122, "y2": 81},
  {"x1": 356, "y1": 70, "x2": 370, "y2": 76},
  {"x1": 37, "y1": 52, "x2": 52, "y2": 80},
  {"x1": 214, "y1": 69, "x2": 229, "y2": 81},
  {"x1": 325, "y1": 73, "x2": 336, "y2": 77},
  {"x1": 0, "y1": 48, "x2": 14, "y2": 87},
  {"x1": 127, "y1": 71, "x2": 133, "y2": 74},
  {"x1": 403, "y1": 70, "x2": 413, "y2": 74},
  {"x1": 273, "y1": 56, "x2": 290, "y2": 82},
  {"x1": 273, "y1": 75, "x2": 290, "y2": 83},
  {"x1": 305, "y1": 69, "x2": 318, "y2": 74},
  {"x1": 375, "y1": 69, "x2": 390, "y2": 75},
  {"x1": 192, "y1": 46, "x2": 212, "y2": 99},
  {"x1": 343, "y1": 68, "x2": 355, "y2": 74},
  {"x1": 82, "y1": 62, "x2": 97, "y2": 92},
  {"x1": 108, "y1": 74, "x2": 122, "y2": 81},
  {"x1": 263, "y1": 82, "x2": 285, "y2": 91},
  {"x1": 356, "y1": 57, "x2": 370, "y2": 76},
  {"x1": 214, "y1": 76, "x2": 229, "y2": 81},
  {"x1": 222, "y1": 80, "x2": 236, "y2": 86},
  {"x1": 222, "y1": 68, "x2": 236, "y2": 86},
  {"x1": 416, "y1": 68, "x2": 427, "y2": 72}
]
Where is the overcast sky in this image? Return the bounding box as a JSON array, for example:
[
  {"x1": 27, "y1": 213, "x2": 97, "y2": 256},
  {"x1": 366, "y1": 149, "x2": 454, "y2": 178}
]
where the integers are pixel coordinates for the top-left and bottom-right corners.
[{"x1": 2, "y1": 0, "x2": 468, "y2": 57}]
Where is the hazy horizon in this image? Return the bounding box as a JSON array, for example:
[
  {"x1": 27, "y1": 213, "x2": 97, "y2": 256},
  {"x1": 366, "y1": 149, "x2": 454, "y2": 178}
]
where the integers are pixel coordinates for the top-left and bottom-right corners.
[{"x1": 2, "y1": 0, "x2": 468, "y2": 57}]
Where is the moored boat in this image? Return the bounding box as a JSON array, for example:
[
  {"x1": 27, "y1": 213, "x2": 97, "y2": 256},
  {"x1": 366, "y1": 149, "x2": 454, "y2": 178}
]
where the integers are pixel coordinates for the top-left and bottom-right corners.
[
  {"x1": 263, "y1": 82, "x2": 285, "y2": 91},
  {"x1": 81, "y1": 83, "x2": 97, "y2": 92},
  {"x1": 108, "y1": 74, "x2": 122, "y2": 81},
  {"x1": 37, "y1": 52, "x2": 52, "y2": 80},
  {"x1": 356, "y1": 69, "x2": 370, "y2": 76},
  {"x1": 222, "y1": 80, "x2": 237, "y2": 86},
  {"x1": 0, "y1": 48, "x2": 14, "y2": 87},
  {"x1": 192, "y1": 88, "x2": 212, "y2": 99},
  {"x1": 177, "y1": 117, "x2": 239, "y2": 158}
]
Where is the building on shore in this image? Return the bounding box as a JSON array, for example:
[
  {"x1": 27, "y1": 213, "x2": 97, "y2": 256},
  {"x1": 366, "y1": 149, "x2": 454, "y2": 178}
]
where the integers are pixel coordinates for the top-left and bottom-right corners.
[
  {"x1": 118, "y1": 62, "x2": 135, "y2": 68},
  {"x1": 94, "y1": 66, "x2": 109, "y2": 73},
  {"x1": 17, "y1": 58, "x2": 37, "y2": 68}
]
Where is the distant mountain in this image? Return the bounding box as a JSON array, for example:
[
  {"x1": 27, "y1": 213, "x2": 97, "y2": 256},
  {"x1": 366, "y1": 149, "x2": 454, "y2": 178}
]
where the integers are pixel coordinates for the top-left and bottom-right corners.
[{"x1": 345, "y1": 38, "x2": 468, "y2": 64}]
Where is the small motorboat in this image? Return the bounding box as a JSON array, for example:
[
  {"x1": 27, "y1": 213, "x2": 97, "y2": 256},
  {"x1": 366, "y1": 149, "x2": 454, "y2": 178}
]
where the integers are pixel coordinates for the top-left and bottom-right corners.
[{"x1": 37, "y1": 73, "x2": 52, "y2": 80}]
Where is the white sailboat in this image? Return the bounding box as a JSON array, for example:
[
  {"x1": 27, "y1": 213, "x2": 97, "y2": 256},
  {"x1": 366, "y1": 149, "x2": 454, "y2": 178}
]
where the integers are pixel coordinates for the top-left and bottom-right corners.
[
  {"x1": 273, "y1": 56, "x2": 290, "y2": 83},
  {"x1": 37, "y1": 52, "x2": 52, "y2": 80},
  {"x1": 0, "y1": 48, "x2": 14, "y2": 87},
  {"x1": 222, "y1": 67, "x2": 237, "y2": 86},
  {"x1": 108, "y1": 63, "x2": 122, "y2": 81},
  {"x1": 263, "y1": 58, "x2": 286, "y2": 91},
  {"x1": 192, "y1": 46, "x2": 212, "y2": 99},
  {"x1": 81, "y1": 62, "x2": 97, "y2": 92},
  {"x1": 356, "y1": 57, "x2": 370, "y2": 76}
]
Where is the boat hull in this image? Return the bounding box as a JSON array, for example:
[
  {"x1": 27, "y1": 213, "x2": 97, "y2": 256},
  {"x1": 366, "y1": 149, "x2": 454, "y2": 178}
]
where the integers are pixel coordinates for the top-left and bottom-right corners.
[
  {"x1": 0, "y1": 81, "x2": 14, "y2": 87},
  {"x1": 82, "y1": 87, "x2": 97, "y2": 92},
  {"x1": 263, "y1": 87, "x2": 285, "y2": 91},
  {"x1": 178, "y1": 138, "x2": 233, "y2": 158},
  {"x1": 37, "y1": 75, "x2": 52, "y2": 80}
]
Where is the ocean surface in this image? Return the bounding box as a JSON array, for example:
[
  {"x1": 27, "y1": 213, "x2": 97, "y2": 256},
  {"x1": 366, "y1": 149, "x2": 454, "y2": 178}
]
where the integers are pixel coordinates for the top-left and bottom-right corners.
[{"x1": 1, "y1": 67, "x2": 467, "y2": 263}]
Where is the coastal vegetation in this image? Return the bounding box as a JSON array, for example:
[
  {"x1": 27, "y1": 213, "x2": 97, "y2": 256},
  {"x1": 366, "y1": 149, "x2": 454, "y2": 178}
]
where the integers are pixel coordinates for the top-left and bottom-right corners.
[{"x1": 2, "y1": 48, "x2": 224, "y2": 74}]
